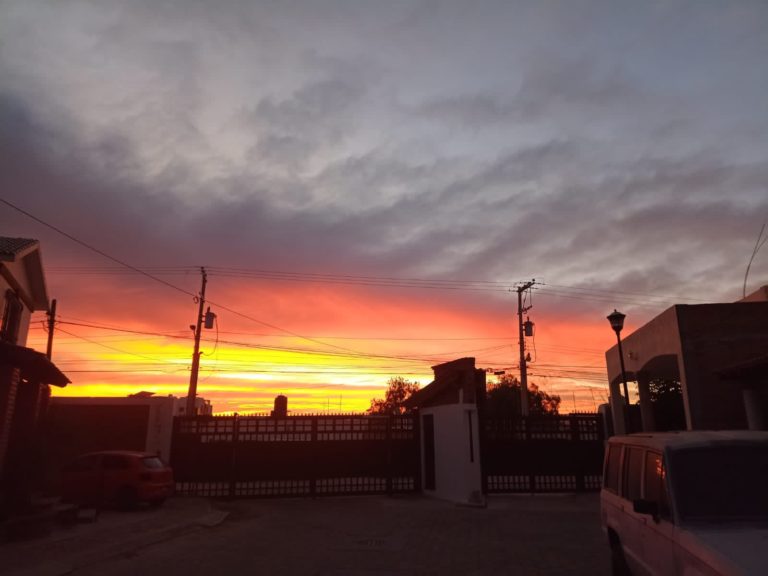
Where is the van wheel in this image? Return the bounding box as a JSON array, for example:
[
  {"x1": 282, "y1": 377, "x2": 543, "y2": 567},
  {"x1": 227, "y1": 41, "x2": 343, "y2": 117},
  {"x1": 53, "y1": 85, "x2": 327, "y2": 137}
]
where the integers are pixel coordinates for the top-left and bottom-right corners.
[
  {"x1": 610, "y1": 538, "x2": 632, "y2": 576},
  {"x1": 116, "y1": 487, "x2": 138, "y2": 510}
]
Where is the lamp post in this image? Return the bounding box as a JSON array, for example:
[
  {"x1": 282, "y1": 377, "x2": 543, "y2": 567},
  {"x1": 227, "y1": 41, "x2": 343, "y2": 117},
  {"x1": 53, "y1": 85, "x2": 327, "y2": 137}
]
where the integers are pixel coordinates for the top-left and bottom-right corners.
[{"x1": 607, "y1": 309, "x2": 631, "y2": 433}]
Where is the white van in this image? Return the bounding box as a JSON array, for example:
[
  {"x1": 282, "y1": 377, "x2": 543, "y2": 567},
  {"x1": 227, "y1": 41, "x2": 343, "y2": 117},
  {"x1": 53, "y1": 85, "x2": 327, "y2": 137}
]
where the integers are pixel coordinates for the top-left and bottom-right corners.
[{"x1": 600, "y1": 431, "x2": 768, "y2": 576}]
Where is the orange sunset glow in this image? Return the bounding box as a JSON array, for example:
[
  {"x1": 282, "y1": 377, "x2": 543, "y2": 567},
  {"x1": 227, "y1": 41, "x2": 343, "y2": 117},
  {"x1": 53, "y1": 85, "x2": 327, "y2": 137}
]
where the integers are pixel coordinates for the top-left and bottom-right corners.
[{"x1": 16, "y1": 271, "x2": 644, "y2": 415}]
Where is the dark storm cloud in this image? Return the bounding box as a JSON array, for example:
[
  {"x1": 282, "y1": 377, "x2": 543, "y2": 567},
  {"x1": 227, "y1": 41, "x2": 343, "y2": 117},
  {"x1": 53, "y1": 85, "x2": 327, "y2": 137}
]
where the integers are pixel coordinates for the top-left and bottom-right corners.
[
  {"x1": 411, "y1": 54, "x2": 644, "y2": 129},
  {"x1": 1, "y1": 0, "x2": 767, "y2": 328}
]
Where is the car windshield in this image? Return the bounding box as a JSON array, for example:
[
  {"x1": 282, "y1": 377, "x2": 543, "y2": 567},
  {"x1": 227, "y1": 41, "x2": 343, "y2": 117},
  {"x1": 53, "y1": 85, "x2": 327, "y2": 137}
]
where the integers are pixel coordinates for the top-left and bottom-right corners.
[
  {"x1": 670, "y1": 443, "x2": 768, "y2": 522},
  {"x1": 142, "y1": 457, "x2": 165, "y2": 469}
]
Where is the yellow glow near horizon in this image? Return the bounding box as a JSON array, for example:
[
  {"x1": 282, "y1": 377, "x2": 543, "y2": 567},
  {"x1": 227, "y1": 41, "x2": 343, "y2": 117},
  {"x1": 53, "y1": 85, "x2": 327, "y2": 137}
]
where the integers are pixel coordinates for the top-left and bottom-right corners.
[{"x1": 28, "y1": 284, "x2": 619, "y2": 416}]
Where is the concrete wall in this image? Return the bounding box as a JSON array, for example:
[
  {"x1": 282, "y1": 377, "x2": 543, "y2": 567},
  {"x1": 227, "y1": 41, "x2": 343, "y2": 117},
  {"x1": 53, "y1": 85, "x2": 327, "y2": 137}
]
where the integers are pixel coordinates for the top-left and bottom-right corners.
[
  {"x1": 49, "y1": 396, "x2": 178, "y2": 461},
  {"x1": 605, "y1": 302, "x2": 768, "y2": 432},
  {"x1": 421, "y1": 402, "x2": 483, "y2": 505},
  {"x1": 676, "y1": 303, "x2": 768, "y2": 429},
  {"x1": 605, "y1": 306, "x2": 686, "y2": 432}
]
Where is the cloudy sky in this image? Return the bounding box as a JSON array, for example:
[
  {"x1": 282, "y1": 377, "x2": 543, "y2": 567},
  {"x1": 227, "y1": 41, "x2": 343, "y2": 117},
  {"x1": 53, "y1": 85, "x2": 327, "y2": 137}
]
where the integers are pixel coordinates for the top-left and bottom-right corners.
[{"x1": 1, "y1": 0, "x2": 766, "y2": 413}]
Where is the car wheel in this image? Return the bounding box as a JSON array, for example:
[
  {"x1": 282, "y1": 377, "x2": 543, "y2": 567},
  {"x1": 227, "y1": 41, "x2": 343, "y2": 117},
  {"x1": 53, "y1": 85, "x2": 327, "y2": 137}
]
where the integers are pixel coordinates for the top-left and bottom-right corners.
[{"x1": 116, "y1": 486, "x2": 138, "y2": 510}]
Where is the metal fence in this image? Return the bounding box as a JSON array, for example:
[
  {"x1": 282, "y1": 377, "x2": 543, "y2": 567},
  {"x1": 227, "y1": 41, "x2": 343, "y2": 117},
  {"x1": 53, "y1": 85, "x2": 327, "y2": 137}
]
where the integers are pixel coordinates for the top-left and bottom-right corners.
[
  {"x1": 481, "y1": 414, "x2": 605, "y2": 493},
  {"x1": 171, "y1": 413, "x2": 420, "y2": 498}
]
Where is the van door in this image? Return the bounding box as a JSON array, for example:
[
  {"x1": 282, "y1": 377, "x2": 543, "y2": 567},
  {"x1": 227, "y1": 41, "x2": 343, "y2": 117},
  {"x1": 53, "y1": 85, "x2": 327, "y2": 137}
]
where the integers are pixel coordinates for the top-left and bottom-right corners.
[
  {"x1": 621, "y1": 446, "x2": 651, "y2": 575},
  {"x1": 641, "y1": 451, "x2": 676, "y2": 576}
]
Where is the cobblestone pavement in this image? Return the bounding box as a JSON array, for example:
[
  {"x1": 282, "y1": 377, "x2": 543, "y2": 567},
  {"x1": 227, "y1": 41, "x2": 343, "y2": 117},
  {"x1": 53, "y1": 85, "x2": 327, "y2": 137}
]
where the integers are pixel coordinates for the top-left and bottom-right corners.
[{"x1": 11, "y1": 493, "x2": 610, "y2": 576}]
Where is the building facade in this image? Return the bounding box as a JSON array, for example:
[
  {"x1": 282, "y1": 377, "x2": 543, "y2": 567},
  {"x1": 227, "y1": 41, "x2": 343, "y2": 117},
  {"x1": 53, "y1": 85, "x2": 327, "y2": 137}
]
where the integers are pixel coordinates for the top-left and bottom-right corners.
[
  {"x1": 605, "y1": 286, "x2": 768, "y2": 434},
  {"x1": 0, "y1": 237, "x2": 68, "y2": 513}
]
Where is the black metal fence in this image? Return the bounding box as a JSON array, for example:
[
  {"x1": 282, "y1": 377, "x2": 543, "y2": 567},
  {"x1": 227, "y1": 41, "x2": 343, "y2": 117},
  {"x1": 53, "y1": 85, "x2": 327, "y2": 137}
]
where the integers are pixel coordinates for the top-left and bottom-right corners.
[
  {"x1": 171, "y1": 413, "x2": 420, "y2": 498},
  {"x1": 481, "y1": 414, "x2": 605, "y2": 493}
]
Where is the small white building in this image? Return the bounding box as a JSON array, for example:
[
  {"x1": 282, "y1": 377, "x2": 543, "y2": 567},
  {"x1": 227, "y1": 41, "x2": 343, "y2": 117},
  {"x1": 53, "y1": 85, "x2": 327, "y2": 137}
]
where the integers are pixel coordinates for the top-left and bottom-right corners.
[{"x1": 405, "y1": 357, "x2": 486, "y2": 506}]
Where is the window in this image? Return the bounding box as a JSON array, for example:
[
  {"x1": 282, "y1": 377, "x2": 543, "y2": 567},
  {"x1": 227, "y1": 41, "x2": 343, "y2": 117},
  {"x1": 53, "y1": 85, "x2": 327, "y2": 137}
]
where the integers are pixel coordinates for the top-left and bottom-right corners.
[
  {"x1": 671, "y1": 444, "x2": 768, "y2": 522},
  {"x1": 623, "y1": 447, "x2": 644, "y2": 501},
  {"x1": 1, "y1": 289, "x2": 22, "y2": 343},
  {"x1": 604, "y1": 444, "x2": 622, "y2": 493},
  {"x1": 142, "y1": 457, "x2": 164, "y2": 469},
  {"x1": 644, "y1": 451, "x2": 670, "y2": 518},
  {"x1": 67, "y1": 455, "x2": 101, "y2": 472},
  {"x1": 102, "y1": 455, "x2": 131, "y2": 470}
]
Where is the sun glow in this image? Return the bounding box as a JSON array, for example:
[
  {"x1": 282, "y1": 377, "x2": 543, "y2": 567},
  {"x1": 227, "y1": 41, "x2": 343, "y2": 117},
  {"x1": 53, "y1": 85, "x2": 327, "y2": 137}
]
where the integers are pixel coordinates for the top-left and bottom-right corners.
[{"x1": 26, "y1": 279, "x2": 620, "y2": 415}]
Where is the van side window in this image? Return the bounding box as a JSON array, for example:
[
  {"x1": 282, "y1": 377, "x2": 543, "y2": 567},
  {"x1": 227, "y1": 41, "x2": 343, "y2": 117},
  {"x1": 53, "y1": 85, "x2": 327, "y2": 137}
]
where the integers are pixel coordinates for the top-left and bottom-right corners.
[
  {"x1": 102, "y1": 455, "x2": 130, "y2": 470},
  {"x1": 644, "y1": 451, "x2": 671, "y2": 519},
  {"x1": 604, "y1": 444, "x2": 622, "y2": 493},
  {"x1": 623, "y1": 447, "x2": 644, "y2": 501}
]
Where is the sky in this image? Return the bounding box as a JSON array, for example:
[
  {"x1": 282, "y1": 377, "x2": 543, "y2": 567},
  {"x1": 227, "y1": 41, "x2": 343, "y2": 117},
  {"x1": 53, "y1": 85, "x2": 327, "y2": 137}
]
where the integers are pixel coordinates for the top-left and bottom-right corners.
[{"x1": 1, "y1": 0, "x2": 766, "y2": 414}]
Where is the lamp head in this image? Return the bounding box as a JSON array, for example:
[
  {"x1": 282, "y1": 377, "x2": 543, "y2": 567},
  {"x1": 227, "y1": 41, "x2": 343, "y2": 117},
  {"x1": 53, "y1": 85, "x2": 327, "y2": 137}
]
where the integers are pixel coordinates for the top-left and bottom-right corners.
[{"x1": 607, "y1": 309, "x2": 626, "y2": 334}]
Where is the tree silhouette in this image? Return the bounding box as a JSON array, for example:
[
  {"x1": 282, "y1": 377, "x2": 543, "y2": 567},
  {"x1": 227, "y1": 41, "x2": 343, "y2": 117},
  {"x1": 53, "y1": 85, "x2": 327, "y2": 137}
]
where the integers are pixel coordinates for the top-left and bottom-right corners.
[
  {"x1": 485, "y1": 374, "x2": 561, "y2": 416},
  {"x1": 648, "y1": 378, "x2": 686, "y2": 431},
  {"x1": 367, "y1": 376, "x2": 420, "y2": 415}
]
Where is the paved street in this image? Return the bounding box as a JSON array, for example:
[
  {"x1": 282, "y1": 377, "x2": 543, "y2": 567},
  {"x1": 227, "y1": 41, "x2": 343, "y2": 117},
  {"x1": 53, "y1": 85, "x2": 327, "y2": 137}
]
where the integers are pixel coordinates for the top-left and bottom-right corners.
[{"x1": 3, "y1": 494, "x2": 610, "y2": 576}]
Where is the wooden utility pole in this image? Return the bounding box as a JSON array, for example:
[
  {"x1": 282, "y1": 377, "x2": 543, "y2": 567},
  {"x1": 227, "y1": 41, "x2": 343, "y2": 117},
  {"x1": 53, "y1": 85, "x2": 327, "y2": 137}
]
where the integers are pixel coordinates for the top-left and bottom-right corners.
[
  {"x1": 517, "y1": 281, "x2": 535, "y2": 417},
  {"x1": 46, "y1": 298, "x2": 57, "y2": 359},
  {"x1": 186, "y1": 268, "x2": 207, "y2": 416}
]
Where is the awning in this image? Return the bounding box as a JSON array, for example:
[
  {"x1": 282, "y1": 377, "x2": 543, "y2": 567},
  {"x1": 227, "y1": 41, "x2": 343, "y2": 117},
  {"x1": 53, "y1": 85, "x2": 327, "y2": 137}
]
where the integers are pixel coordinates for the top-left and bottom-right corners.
[{"x1": 0, "y1": 341, "x2": 70, "y2": 387}]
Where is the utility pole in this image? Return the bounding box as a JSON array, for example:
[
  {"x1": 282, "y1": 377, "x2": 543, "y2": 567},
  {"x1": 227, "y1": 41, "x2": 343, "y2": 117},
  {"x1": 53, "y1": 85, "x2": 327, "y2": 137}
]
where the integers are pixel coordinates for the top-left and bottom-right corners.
[
  {"x1": 517, "y1": 280, "x2": 535, "y2": 417},
  {"x1": 186, "y1": 268, "x2": 207, "y2": 416},
  {"x1": 46, "y1": 298, "x2": 57, "y2": 360}
]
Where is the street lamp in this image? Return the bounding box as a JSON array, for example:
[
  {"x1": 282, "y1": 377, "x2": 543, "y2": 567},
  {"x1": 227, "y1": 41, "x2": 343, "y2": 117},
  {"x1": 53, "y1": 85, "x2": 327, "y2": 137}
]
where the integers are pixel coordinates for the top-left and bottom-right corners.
[{"x1": 607, "y1": 309, "x2": 632, "y2": 433}]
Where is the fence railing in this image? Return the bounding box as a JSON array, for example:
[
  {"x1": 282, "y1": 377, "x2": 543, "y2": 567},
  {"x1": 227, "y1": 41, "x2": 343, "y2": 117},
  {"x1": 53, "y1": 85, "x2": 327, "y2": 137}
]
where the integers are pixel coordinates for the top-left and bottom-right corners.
[
  {"x1": 171, "y1": 413, "x2": 420, "y2": 499},
  {"x1": 481, "y1": 414, "x2": 605, "y2": 493}
]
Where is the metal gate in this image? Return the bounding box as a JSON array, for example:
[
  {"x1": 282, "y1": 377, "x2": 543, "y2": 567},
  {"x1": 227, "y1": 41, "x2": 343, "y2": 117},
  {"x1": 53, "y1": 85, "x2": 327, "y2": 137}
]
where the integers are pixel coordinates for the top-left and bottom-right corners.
[
  {"x1": 481, "y1": 414, "x2": 605, "y2": 493},
  {"x1": 171, "y1": 413, "x2": 420, "y2": 498}
]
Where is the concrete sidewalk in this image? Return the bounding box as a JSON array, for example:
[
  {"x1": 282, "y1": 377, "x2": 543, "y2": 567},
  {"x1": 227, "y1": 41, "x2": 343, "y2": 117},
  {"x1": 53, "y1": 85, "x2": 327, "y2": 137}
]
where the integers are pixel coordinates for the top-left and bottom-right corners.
[{"x1": 0, "y1": 498, "x2": 228, "y2": 576}]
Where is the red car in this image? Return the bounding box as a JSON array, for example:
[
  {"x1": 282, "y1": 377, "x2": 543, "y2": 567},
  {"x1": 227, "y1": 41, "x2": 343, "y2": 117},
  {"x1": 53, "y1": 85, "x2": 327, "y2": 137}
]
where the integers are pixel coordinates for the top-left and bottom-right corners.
[{"x1": 61, "y1": 450, "x2": 174, "y2": 508}]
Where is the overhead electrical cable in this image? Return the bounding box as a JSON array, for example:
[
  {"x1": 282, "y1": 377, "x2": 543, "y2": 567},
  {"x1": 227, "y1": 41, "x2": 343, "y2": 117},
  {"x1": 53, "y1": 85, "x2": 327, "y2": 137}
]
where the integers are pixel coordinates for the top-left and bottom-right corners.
[
  {"x1": 47, "y1": 264, "x2": 709, "y2": 304},
  {"x1": 0, "y1": 198, "x2": 196, "y2": 298},
  {"x1": 0, "y1": 198, "x2": 376, "y2": 358},
  {"x1": 54, "y1": 327, "x2": 189, "y2": 374}
]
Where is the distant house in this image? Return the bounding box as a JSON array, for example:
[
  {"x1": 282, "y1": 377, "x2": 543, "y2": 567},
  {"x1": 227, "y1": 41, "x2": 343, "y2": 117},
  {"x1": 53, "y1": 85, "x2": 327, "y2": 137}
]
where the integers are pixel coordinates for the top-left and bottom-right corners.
[
  {"x1": 605, "y1": 286, "x2": 768, "y2": 434},
  {"x1": 0, "y1": 237, "x2": 69, "y2": 513},
  {"x1": 175, "y1": 395, "x2": 213, "y2": 417}
]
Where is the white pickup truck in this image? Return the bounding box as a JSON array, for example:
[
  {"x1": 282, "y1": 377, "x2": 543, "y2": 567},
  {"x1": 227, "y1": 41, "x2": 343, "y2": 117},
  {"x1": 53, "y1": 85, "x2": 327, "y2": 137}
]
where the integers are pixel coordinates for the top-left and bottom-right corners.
[{"x1": 600, "y1": 431, "x2": 768, "y2": 576}]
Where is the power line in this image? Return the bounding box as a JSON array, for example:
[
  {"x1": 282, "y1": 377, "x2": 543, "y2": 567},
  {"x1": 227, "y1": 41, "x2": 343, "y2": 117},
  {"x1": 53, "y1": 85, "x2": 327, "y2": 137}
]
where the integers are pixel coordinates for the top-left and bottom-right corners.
[
  {"x1": 0, "y1": 198, "x2": 376, "y2": 358},
  {"x1": 45, "y1": 264, "x2": 711, "y2": 304},
  {"x1": 51, "y1": 318, "x2": 507, "y2": 368},
  {"x1": 54, "y1": 327, "x2": 191, "y2": 375},
  {"x1": 0, "y1": 197, "x2": 196, "y2": 298}
]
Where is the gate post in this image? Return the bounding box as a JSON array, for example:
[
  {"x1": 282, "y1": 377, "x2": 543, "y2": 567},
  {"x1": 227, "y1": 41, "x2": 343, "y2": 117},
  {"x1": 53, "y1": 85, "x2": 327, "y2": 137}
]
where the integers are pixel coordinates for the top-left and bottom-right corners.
[
  {"x1": 229, "y1": 414, "x2": 239, "y2": 499},
  {"x1": 310, "y1": 417, "x2": 317, "y2": 498},
  {"x1": 386, "y1": 415, "x2": 393, "y2": 496}
]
